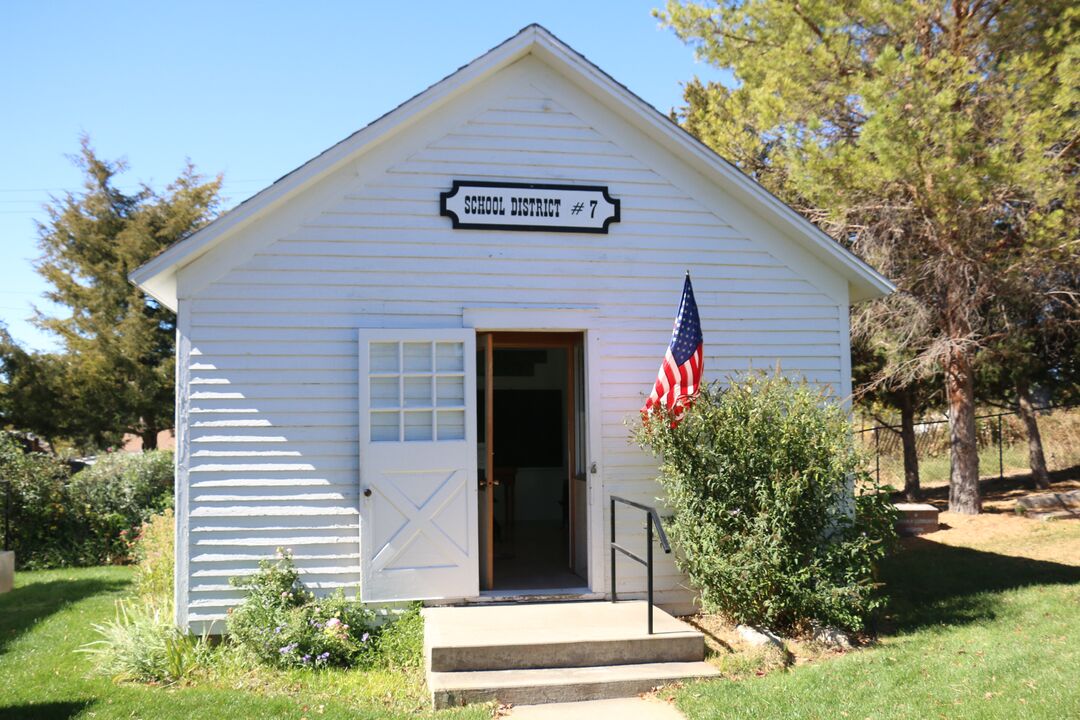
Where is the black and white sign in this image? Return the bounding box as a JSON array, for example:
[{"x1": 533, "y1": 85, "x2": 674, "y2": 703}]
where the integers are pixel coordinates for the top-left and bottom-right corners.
[{"x1": 440, "y1": 181, "x2": 620, "y2": 233}]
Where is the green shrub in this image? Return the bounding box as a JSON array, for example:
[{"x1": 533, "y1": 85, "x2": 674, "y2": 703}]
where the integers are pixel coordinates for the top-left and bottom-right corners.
[
  {"x1": 80, "y1": 599, "x2": 212, "y2": 684},
  {"x1": 71, "y1": 450, "x2": 174, "y2": 521},
  {"x1": 65, "y1": 449, "x2": 174, "y2": 565},
  {"x1": 374, "y1": 604, "x2": 424, "y2": 670},
  {"x1": 635, "y1": 371, "x2": 896, "y2": 633},
  {"x1": 0, "y1": 433, "x2": 174, "y2": 568},
  {"x1": 227, "y1": 550, "x2": 378, "y2": 669},
  {"x1": 130, "y1": 508, "x2": 175, "y2": 604},
  {"x1": 0, "y1": 432, "x2": 77, "y2": 567}
]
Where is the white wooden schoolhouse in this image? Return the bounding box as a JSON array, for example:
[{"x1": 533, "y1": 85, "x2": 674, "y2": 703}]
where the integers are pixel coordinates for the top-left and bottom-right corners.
[{"x1": 132, "y1": 25, "x2": 892, "y2": 632}]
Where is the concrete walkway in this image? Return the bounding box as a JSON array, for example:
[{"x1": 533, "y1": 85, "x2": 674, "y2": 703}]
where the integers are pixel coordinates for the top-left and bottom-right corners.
[{"x1": 506, "y1": 697, "x2": 686, "y2": 719}]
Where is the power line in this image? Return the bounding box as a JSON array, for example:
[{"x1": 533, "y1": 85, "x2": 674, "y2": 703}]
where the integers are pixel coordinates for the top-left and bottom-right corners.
[{"x1": 0, "y1": 179, "x2": 272, "y2": 194}]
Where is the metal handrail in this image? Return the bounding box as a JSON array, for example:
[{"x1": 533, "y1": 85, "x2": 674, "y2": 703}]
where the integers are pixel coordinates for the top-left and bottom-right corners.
[{"x1": 610, "y1": 494, "x2": 671, "y2": 634}]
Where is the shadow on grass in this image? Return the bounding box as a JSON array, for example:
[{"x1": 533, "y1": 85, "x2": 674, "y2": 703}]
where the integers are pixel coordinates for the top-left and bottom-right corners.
[
  {"x1": 0, "y1": 701, "x2": 93, "y2": 720},
  {"x1": 879, "y1": 537, "x2": 1080, "y2": 634},
  {"x1": 0, "y1": 576, "x2": 128, "y2": 655}
]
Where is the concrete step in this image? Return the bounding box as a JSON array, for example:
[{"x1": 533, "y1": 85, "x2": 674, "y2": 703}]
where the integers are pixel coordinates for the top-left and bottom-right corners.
[
  {"x1": 893, "y1": 503, "x2": 940, "y2": 535},
  {"x1": 424, "y1": 601, "x2": 705, "y2": 672},
  {"x1": 429, "y1": 660, "x2": 720, "y2": 708}
]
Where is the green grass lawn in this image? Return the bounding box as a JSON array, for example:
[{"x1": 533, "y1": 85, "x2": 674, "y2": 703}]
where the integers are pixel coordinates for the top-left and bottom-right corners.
[
  {"x1": 0, "y1": 566, "x2": 487, "y2": 720},
  {"x1": 677, "y1": 525, "x2": 1080, "y2": 719},
  {"x1": 4, "y1": 520, "x2": 1079, "y2": 719}
]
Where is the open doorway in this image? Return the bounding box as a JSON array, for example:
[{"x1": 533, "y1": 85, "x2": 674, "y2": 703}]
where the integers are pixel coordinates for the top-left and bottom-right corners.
[{"x1": 477, "y1": 332, "x2": 587, "y2": 592}]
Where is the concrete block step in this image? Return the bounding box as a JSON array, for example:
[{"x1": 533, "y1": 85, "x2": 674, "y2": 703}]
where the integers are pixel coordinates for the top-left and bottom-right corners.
[
  {"x1": 429, "y1": 660, "x2": 720, "y2": 708},
  {"x1": 429, "y1": 634, "x2": 705, "y2": 672},
  {"x1": 424, "y1": 601, "x2": 705, "y2": 672},
  {"x1": 894, "y1": 503, "x2": 940, "y2": 535}
]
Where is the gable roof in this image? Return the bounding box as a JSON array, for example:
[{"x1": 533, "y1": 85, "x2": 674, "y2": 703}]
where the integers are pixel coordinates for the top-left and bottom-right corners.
[{"x1": 131, "y1": 24, "x2": 894, "y2": 309}]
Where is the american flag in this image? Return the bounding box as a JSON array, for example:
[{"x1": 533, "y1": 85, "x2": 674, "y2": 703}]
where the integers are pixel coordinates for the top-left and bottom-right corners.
[{"x1": 642, "y1": 273, "x2": 704, "y2": 423}]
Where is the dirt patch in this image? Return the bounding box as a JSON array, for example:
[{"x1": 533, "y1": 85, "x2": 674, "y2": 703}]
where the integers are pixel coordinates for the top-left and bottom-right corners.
[
  {"x1": 681, "y1": 613, "x2": 852, "y2": 678},
  {"x1": 902, "y1": 475, "x2": 1080, "y2": 566},
  {"x1": 910, "y1": 510, "x2": 1080, "y2": 566}
]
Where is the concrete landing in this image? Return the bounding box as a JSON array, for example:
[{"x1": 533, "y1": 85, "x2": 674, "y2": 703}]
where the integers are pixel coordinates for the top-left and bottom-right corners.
[
  {"x1": 507, "y1": 698, "x2": 686, "y2": 719},
  {"x1": 425, "y1": 600, "x2": 703, "y2": 671},
  {"x1": 424, "y1": 600, "x2": 717, "y2": 708}
]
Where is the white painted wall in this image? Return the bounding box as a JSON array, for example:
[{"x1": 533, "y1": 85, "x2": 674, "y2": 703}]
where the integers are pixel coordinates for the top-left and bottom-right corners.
[{"x1": 174, "y1": 56, "x2": 851, "y2": 630}]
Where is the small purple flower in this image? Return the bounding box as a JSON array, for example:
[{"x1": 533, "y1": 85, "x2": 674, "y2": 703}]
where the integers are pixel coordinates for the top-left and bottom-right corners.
[
  {"x1": 273, "y1": 625, "x2": 284, "y2": 634},
  {"x1": 279, "y1": 643, "x2": 298, "y2": 655},
  {"x1": 301, "y1": 654, "x2": 311, "y2": 664},
  {"x1": 361, "y1": 632, "x2": 370, "y2": 643},
  {"x1": 318, "y1": 652, "x2": 330, "y2": 661}
]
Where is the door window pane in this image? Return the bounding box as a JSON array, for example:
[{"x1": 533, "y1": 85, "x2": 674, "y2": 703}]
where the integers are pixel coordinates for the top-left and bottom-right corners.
[
  {"x1": 371, "y1": 411, "x2": 399, "y2": 442},
  {"x1": 437, "y1": 410, "x2": 465, "y2": 441},
  {"x1": 403, "y1": 342, "x2": 432, "y2": 372},
  {"x1": 370, "y1": 342, "x2": 399, "y2": 373},
  {"x1": 370, "y1": 377, "x2": 399, "y2": 408},
  {"x1": 436, "y1": 376, "x2": 464, "y2": 407},
  {"x1": 404, "y1": 411, "x2": 433, "y2": 441},
  {"x1": 404, "y1": 376, "x2": 433, "y2": 407},
  {"x1": 436, "y1": 342, "x2": 464, "y2": 372}
]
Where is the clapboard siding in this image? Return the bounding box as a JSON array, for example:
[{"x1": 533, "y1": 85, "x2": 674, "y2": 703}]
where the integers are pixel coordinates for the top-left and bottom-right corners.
[{"x1": 175, "y1": 81, "x2": 850, "y2": 628}]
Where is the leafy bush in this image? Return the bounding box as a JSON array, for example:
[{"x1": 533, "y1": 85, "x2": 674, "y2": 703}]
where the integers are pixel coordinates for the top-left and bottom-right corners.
[
  {"x1": 80, "y1": 599, "x2": 212, "y2": 684},
  {"x1": 70, "y1": 450, "x2": 174, "y2": 560},
  {"x1": 227, "y1": 550, "x2": 378, "y2": 669},
  {"x1": 0, "y1": 432, "x2": 174, "y2": 568},
  {"x1": 635, "y1": 372, "x2": 896, "y2": 633},
  {"x1": 130, "y1": 509, "x2": 175, "y2": 604},
  {"x1": 374, "y1": 604, "x2": 424, "y2": 670},
  {"x1": 0, "y1": 432, "x2": 78, "y2": 567}
]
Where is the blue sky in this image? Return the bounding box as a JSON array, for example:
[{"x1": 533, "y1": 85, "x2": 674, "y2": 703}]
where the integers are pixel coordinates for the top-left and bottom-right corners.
[{"x1": 0, "y1": 1, "x2": 725, "y2": 351}]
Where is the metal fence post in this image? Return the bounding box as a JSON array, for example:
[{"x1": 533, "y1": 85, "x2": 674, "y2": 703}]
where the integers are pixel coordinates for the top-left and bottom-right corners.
[
  {"x1": 998, "y1": 414, "x2": 1004, "y2": 480},
  {"x1": 3, "y1": 478, "x2": 9, "y2": 552},
  {"x1": 874, "y1": 427, "x2": 881, "y2": 484}
]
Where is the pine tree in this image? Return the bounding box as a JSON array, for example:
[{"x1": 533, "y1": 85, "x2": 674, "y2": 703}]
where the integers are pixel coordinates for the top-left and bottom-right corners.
[
  {"x1": 659, "y1": 0, "x2": 1080, "y2": 513},
  {"x1": 32, "y1": 137, "x2": 221, "y2": 450}
]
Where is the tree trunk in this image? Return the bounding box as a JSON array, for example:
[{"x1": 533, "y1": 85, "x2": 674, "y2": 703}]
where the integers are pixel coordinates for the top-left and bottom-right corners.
[
  {"x1": 900, "y1": 389, "x2": 921, "y2": 501},
  {"x1": 140, "y1": 426, "x2": 158, "y2": 451},
  {"x1": 1015, "y1": 378, "x2": 1050, "y2": 489},
  {"x1": 946, "y1": 346, "x2": 981, "y2": 514}
]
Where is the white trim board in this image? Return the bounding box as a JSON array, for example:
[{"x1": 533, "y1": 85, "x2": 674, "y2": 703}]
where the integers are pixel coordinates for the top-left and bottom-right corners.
[{"x1": 463, "y1": 306, "x2": 600, "y2": 331}]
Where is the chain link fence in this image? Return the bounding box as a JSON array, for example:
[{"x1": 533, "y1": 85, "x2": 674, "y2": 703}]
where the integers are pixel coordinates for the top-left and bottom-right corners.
[{"x1": 857, "y1": 404, "x2": 1080, "y2": 489}]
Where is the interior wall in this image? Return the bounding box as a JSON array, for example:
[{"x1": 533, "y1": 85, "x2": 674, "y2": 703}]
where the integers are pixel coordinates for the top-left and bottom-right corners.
[{"x1": 477, "y1": 347, "x2": 568, "y2": 525}]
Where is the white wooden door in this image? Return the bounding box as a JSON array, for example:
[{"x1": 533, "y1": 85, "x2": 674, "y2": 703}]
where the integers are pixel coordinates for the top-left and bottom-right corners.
[{"x1": 358, "y1": 329, "x2": 478, "y2": 602}]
